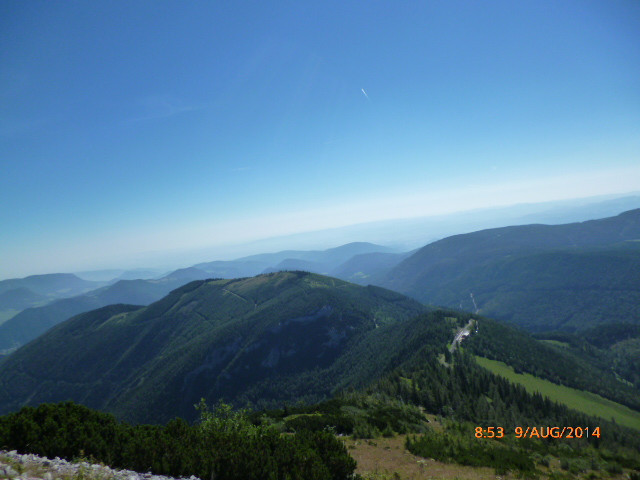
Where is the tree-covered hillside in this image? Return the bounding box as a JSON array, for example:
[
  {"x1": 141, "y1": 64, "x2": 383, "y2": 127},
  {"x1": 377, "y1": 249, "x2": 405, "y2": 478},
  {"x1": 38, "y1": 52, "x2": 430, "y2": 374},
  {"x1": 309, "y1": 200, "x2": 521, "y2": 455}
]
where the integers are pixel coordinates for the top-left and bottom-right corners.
[
  {"x1": 423, "y1": 245, "x2": 640, "y2": 332},
  {"x1": 379, "y1": 209, "x2": 640, "y2": 332},
  {"x1": 1, "y1": 270, "x2": 639, "y2": 478},
  {"x1": 0, "y1": 268, "x2": 212, "y2": 354},
  {"x1": 465, "y1": 315, "x2": 640, "y2": 412},
  {"x1": 536, "y1": 323, "x2": 640, "y2": 390},
  {"x1": 0, "y1": 272, "x2": 426, "y2": 423}
]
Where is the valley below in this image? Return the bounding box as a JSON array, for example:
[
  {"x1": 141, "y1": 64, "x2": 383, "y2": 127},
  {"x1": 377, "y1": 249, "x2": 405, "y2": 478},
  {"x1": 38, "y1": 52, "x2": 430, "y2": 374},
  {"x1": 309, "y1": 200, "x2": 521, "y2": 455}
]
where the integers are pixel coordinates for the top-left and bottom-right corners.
[{"x1": 1, "y1": 209, "x2": 640, "y2": 480}]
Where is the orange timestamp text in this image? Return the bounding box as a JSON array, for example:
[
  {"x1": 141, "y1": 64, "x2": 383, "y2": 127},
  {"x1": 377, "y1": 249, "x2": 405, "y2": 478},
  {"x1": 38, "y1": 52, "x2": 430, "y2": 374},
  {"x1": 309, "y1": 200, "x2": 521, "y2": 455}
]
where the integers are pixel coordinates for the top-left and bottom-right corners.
[{"x1": 475, "y1": 426, "x2": 601, "y2": 439}]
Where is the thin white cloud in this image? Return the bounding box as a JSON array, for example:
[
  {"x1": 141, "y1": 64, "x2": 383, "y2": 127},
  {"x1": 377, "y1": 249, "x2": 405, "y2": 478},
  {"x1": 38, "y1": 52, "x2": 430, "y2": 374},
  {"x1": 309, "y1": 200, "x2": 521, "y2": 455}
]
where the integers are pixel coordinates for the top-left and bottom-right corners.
[
  {"x1": 361, "y1": 88, "x2": 370, "y2": 100},
  {"x1": 124, "y1": 95, "x2": 204, "y2": 123}
]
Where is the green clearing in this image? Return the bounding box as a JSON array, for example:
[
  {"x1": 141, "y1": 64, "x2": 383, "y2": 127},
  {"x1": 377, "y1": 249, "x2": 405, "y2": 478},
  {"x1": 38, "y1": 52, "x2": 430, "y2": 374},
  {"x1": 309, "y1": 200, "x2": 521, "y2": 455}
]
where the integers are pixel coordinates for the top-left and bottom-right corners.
[
  {"x1": 540, "y1": 339, "x2": 570, "y2": 349},
  {"x1": 475, "y1": 356, "x2": 640, "y2": 430}
]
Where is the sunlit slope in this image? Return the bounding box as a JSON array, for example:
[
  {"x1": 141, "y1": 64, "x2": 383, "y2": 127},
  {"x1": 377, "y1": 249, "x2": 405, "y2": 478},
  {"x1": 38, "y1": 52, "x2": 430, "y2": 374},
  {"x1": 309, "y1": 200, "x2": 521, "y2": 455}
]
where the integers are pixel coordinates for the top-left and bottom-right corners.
[
  {"x1": 0, "y1": 272, "x2": 426, "y2": 423},
  {"x1": 475, "y1": 356, "x2": 640, "y2": 430},
  {"x1": 465, "y1": 315, "x2": 640, "y2": 412}
]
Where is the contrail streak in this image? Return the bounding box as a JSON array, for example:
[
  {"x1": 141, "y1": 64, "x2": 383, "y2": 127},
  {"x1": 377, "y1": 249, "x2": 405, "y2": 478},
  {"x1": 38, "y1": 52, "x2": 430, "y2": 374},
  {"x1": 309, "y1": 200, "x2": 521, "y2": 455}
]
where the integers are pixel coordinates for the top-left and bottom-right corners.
[{"x1": 361, "y1": 88, "x2": 370, "y2": 100}]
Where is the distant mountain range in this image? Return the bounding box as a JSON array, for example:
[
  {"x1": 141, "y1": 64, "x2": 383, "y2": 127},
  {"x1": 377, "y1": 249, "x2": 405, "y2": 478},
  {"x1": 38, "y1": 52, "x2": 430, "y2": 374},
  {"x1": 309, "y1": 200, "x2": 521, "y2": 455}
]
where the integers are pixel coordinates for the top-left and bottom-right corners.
[
  {"x1": 0, "y1": 242, "x2": 394, "y2": 353},
  {"x1": 195, "y1": 242, "x2": 394, "y2": 277},
  {"x1": 0, "y1": 274, "x2": 107, "y2": 326},
  {"x1": 219, "y1": 193, "x2": 640, "y2": 255},
  {"x1": 0, "y1": 273, "x2": 104, "y2": 298},
  {"x1": 0, "y1": 270, "x2": 211, "y2": 354},
  {"x1": 3, "y1": 209, "x2": 640, "y2": 356}
]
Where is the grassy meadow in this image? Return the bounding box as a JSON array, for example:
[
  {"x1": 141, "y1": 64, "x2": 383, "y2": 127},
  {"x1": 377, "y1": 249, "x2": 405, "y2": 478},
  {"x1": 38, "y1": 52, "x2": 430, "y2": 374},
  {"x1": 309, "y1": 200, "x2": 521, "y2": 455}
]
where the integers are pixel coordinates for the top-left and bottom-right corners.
[{"x1": 475, "y1": 356, "x2": 640, "y2": 430}]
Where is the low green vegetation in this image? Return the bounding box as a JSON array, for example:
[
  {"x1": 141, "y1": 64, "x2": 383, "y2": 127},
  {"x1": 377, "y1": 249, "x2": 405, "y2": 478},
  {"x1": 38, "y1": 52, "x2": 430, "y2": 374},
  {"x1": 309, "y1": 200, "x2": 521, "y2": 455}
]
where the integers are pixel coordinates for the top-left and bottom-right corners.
[
  {"x1": 0, "y1": 401, "x2": 356, "y2": 480},
  {"x1": 406, "y1": 420, "x2": 640, "y2": 478},
  {"x1": 475, "y1": 356, "x2": 640, "y2": 430},
  {"x1": 250, "y1": 392, "x2": 429, "y2": 439},
  {"x1": 406, "y1": 425, "x2": 534, "y2": 474}
]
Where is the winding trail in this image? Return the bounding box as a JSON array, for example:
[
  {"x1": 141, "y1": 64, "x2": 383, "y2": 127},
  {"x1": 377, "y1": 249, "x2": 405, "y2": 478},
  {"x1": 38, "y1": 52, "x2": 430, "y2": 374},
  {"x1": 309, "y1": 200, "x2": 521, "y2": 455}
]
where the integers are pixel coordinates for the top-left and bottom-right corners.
[{"x1": 222, "y1": 288, "x2": 250, "y2": 304}]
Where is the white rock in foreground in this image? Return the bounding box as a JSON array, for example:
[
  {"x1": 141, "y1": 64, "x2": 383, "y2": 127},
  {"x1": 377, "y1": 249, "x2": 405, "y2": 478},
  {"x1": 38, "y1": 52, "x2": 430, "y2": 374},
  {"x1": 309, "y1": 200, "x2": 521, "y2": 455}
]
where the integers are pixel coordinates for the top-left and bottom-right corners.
[{"x1": 0, "y1": 450, "x2": 201, "y2": 480}]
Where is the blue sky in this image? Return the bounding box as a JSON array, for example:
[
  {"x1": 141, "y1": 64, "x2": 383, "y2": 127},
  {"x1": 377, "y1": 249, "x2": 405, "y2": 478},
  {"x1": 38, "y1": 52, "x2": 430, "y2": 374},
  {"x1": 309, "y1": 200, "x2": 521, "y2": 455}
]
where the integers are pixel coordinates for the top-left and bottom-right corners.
[{"x1": 2, "y1": 0, "x2": 639, "y2": 277}]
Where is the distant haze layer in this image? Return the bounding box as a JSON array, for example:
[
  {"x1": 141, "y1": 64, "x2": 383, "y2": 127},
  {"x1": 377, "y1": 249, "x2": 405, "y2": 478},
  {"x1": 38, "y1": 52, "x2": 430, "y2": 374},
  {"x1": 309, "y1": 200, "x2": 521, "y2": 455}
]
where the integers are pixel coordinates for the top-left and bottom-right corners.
[{"x1": 2, "y1": 192, "x2": 640, "y2": 280}]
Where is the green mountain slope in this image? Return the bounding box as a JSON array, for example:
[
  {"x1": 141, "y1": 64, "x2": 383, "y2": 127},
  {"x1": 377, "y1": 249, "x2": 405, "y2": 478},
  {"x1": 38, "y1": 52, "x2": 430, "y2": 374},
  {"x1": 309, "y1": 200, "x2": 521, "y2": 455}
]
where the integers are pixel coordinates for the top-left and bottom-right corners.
[
  {"x1": 536, "y1": 323, "x2": 640, "y2": 390},
  {"x1": 2, "y1": 269, "x2": 638, "y2": 432},
  {"x1": 427, "y1": 245, "x2": 640, "y2": 331},
  {"x1": 464, "y1": 315, "x2": 640, "y2": 412},
  {"x1": 379, "y1": 209, "x2": 640, "y2": 331},
  {"x1": 0, "y1": 270, "x2": 211, "y2": 353},
  {"x1": 329, "y1": 251, "x2": 411, "y2": 284},
  {"x1": 474, "y1": 356, "x2": 640, "y2": 429},
  {"x1": 0, "y1": 272, "x2": 426, "y2": 423}
]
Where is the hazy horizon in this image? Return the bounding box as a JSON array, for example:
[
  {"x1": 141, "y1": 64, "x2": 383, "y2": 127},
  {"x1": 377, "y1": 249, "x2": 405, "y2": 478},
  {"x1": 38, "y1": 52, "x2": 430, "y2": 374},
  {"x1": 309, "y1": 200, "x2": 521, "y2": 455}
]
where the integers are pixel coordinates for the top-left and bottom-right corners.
[
  {"x1": 2, "y1": 191, "x2": 639, "y2": 281},
  {"x1": 2, "y1": 1, "x2": 639, "y2": 279}
]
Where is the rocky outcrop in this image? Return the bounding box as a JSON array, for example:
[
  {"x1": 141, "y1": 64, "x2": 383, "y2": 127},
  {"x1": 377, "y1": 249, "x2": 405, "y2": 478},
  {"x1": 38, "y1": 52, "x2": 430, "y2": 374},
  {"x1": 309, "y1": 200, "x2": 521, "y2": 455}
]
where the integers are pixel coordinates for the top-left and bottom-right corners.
[{"x1": 0, "y1": 450, "x2": 200, "y2": 480}]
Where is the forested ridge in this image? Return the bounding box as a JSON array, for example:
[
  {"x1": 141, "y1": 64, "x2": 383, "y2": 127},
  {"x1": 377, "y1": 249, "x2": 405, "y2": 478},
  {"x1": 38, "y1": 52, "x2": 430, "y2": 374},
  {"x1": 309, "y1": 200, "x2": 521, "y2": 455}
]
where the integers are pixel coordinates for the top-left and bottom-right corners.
[
  {"x1": 1, "y1": 272, "x2": 639, "y2": 479},
  {"x1": 536, "y1": 323, "x2": 640, "y2": 390},
  {"x1": 378, "y1": 209, "x2": 640, "y2": 333}
]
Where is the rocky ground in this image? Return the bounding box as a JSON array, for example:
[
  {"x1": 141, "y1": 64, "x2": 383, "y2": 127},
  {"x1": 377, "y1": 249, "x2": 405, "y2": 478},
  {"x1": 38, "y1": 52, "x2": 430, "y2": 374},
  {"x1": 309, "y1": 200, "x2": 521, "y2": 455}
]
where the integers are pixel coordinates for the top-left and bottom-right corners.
[{"x1": 0, "y1": 450, "x2": 201, "y2": 480}]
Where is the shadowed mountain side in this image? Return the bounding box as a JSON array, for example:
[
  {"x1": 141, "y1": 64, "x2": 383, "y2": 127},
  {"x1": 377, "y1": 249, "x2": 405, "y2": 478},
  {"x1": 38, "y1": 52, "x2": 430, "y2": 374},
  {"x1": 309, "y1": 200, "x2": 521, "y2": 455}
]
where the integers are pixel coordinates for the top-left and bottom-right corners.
[
  {"x1": 0, "y1": 272, "x2": 427, "y2": 424},
  {"x1": 330, "y1": 251, "x2": 412, "y2": 285},
  {"x1": 427, "y1": 245, "x2": 640, "y2": 332},
  {"x1": 0, "y1": 296, "x2": 105, "y2": 354},
  {"x1": 379, "y1": 209, "x2": 640, "y2": 329}
]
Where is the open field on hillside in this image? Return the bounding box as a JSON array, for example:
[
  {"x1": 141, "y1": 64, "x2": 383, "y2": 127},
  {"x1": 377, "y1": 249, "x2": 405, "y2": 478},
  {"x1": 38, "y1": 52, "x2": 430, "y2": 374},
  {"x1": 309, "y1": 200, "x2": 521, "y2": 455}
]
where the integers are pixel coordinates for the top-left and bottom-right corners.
[
  {"x1": 344, "y1": 433, "x2": 632, "y2": 480},
  {"x1": 540, "y1": 339, "x2": 570, "y2": 349},
  {"x1": 475, "y1": 356, "x2": 640, "y2": 430},
  {"x1": 344, "y1": 435, "x2": 503, "y2": 480}
]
